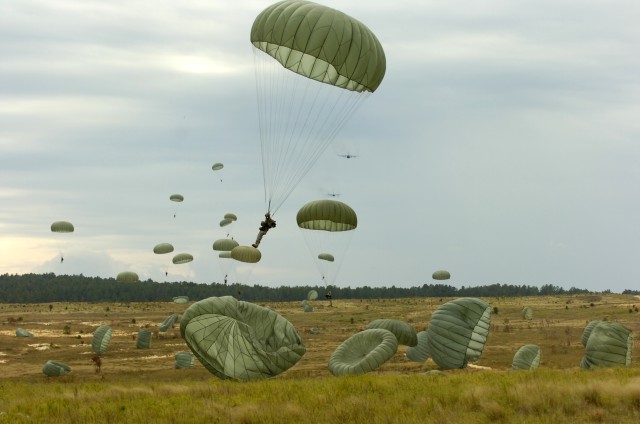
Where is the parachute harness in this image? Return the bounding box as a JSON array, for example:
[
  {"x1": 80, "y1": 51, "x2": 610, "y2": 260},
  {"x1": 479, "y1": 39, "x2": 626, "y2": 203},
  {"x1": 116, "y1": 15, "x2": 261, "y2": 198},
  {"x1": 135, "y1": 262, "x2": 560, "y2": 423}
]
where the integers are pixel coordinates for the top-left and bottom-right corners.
[{"x1": 252, "y1": 213, "x2": 276, "y2": 248}]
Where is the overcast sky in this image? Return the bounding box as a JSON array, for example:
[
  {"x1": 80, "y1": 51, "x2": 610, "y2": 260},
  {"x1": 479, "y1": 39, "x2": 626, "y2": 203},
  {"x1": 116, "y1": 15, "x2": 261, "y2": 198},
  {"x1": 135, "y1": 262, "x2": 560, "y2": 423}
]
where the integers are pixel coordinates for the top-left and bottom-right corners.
[{"x1": 1, "y1": 0, "x2": 638, "y2": 292}]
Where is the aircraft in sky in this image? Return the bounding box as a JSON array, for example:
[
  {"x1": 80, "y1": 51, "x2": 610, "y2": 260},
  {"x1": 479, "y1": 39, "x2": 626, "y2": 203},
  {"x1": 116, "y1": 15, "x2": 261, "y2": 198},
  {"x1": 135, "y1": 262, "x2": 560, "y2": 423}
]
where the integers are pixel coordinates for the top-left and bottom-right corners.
[{"x1": 337, "y1": 153, "x2": 358, "y2": 159}]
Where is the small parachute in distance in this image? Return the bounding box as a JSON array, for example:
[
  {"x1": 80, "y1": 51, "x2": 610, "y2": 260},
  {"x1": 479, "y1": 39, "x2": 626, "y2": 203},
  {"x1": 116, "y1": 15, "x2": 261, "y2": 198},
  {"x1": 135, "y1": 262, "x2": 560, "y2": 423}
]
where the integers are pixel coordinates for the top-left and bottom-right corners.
[
  {"x1": 432, "y1": 270, "x2": 450, "y2": 280},
  {"x1": 219, "y1": 218, "x2": 233, "y2": 228},
  {"x1": 16, "y1": 328, "x2": 34, "y2": 338},
  {"x1": 318, "y1": 253, "x2": 335, "y2": 262},
  {"x1": 212, "y1": 238, "x2": 239, "y2": 252},
  {"x1": 42, "y1": 360, "x2": 71, "y2": 377},
  {"x1": 116, "y1": 271, "x2": 139, "y2": 283},
  {"x1": 223, "y1": 213, "x2": 237, "y2": 221},
  {"x1": 307, "y1": 290, "x2": 319, "y2": 301},
  {"x1": 212, "y1": 163, "x2": 224, "y2": 171},
  {"x1": 173, "y1": 296, "x2": 189, "y2": 304},
  {"x1": 512, "y1": 344, "x2": 541, "y2": 371},
  {"x1": 231, "y1": 245, "x2": 261, "y2": 264},
  {"x1": 172, "y1": 253, "x2": 193, "y2": 264},
  {"x1": 522, "y1": 307, "x2": 533, "y2": 320},
  {"x1": 328, "y1": 329, "x2": 397, "y2": 376},
  {"x1": 153, "y1": 243, "x2": 174, "y2": 254},
  {"x1": 159, "y1": 313, "x2": 179, "y2": 332},
  {"x1": 303, "y1": 304, "x2": 314, "y2": 313},
  {"x1": 92, "y1": 325, "x2": 112, "y2": 356},
  {"x1": 169, "y1": 194, "x2": 184, "y2": 202},
  {"x1": 136, "y1": 329, "x2": 152, "y2": 349},
  {"x1": 426, "y1": 297, "x2": 492, "y2": 369},
  {"x1": 175, "y1": 351, "x2": 196, "y2": 369},
  {"x1": 50, "y1": 221, "x2": 74, "y2": 233}
]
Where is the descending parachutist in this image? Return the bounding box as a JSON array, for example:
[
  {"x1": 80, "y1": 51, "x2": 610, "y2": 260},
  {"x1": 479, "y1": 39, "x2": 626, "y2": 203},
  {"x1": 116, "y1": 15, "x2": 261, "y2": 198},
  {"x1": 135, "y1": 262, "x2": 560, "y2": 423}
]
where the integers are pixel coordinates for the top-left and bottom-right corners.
[
  {"x1": 60, "y1": 257, "x2": 64, "y2": 263},
  {"x1": 252, "y1": 213, "x2": 276, "y2": 248},
  {"x1": 224, "y1": 274, "x2": 228, "y2": 285}
]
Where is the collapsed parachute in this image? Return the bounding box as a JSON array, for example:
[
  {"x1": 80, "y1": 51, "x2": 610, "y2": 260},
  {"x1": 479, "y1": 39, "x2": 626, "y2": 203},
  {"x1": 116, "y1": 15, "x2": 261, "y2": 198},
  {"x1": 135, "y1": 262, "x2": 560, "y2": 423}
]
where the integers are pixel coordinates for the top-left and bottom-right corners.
[
  {"x1": 180, "y1": 296, "x2": 305, "y2": 381},
  {"x1": 365, "y1": 319, "x2": 417, "y2": 347},
  {"x1": 159, "y1": 313, "x2": 179, "y2": 332},
  {"x1": 426, "y1": 297, "x2": 492, "y2": 369},
  {"x1": 512, "y1": 344, "x2": 541, "y2": 371},
  {"x1": 581, "y1": 321, "x2": 633, "y2": 369},
  {"x1": 329, "y1": 329, "x2": 398, "y2": 376},
  {"x1": 249, "y1": 0, "x2": 385, "y2": 250},
  {"x1": 136, "y1": 329, "x2": 152, "y2": 349},
  {"x1": 521, "y1": 307, "x2": 533, "y2": 320},
  {"x1": 43, "y1": 360, "x2": 71, "y2": 377},
  {"x1": 92, "y1": 325, "x2": 112, "y2": 355},
  {"x1": 173, "y1": 296, "x2": 189, "y2": 304},
  {"x1": 16, "y1": 328, "x2": 34, "y2": 338},
  {"x1": 581, "y1": 320, "x2": 601, "y2": 347},
  {"x1": 175, "y1": 351, "x2": 196, "y2": 369},
  {"x1": 406, "y1": 331, "x2": 431, "y2": 362}
]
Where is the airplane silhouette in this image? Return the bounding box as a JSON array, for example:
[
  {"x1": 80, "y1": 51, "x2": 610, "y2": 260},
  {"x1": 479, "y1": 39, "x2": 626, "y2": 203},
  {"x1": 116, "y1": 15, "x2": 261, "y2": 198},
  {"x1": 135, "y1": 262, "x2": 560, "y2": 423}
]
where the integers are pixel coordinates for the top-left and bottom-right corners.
[
  {"x1": 327, "y1": 192, "x2": 341, "y2": 198},
  {"x1": 337, "y1": 153, "x2": 358, "y2": 159}
]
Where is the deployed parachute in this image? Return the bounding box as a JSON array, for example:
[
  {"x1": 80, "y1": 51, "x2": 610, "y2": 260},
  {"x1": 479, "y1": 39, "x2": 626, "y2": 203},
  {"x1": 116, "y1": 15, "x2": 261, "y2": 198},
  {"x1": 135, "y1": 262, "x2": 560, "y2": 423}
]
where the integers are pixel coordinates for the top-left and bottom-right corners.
[
  {"x1": 219, "y1": 218, "x2": 233, "y2": 228},
  {"x1": 212, "y1": 163, "x2": 224, "y2": 171},
  {"x1": 307, "y1": 290, "x2": 319, "y2": 301},
  {"x1": 250, "y1": 0, "x2": 386, "y2": 248},
  {"x1": 136, "y1": 329, "x2": 152, "y2": 349},
  {"x1": 512, "y1": 344, "x2": 541, "y2": 370},
  {"x1": 175, "y1": 351, "x2": 196, "y2": 369},
  {"x1": 173, "y1": 296, "x2": 189, "y2": 304},
  {"x1": 406, "y1": 331, "x2": 431, "y2": 362},
  {"x1": 50, "y1": 220, "x2": 74, "y2": 261},
  {"x1": 116, "y1": 271, "x2": 139, "y2": 283},
  {"x1": 16, "y1": 328, "x2": 34, "y2": 338},
  {"x1": 328, "y1": 328, "x2": 398, "y2": 376},
  {"x1": 581, "y1": 320, "x2": 601, "y2": 347},
  {"x1": 42, "y1": 360, "x2": 71, "y2": 377},
  {"x1": 212, "y1": 238, "x2": 239, "y2": 252},
  {"x1": 180, "y1": 296, "x2": 306, "y2": 381},
  {"x1": 581, "y1": 322, "x2": 633, "y2": 369},
  {"x1": 231, "y1": 245, "x2": 261, "y2": 264},
  {"x1": 153, "y1": 243, "x2": 174, "y2": 254},
  {"x1": 92, "y1": 325, "x2": 112, "y2": 355},
  {"x1": 224, "y1": 213, "x2": 237, "y2": 221},
  {"x1": 169, "y1": 194, "x2": 184, "y2": 202},
  {"x1": 522, "y1": 307, "x2": 533, "y2": 320},
  {"x1": 426, "y1": 297, "x2": 492, "y2": 369},
  {"x1": 172, "y1": 253, "x2": 193, "y2": 264},
  {"x1": 432, "y1": 270, "x2": 450, "y2": 280},
  {"x1": 366, "y1": 319, "x2": 417, "y2": 347},
  {"x1": 159, "y1": 313, "x2": 179, "y2": 332},
  {"x1": 297, "y1": 199, "x2": 357, "y2": 286}
]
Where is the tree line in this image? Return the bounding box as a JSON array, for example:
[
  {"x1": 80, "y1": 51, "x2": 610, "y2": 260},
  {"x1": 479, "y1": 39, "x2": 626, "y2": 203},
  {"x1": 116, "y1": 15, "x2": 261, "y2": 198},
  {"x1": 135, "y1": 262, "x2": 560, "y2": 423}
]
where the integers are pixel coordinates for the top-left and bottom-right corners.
[{"x1": 0, "y1": 273, "x2": 600, "y2": 304}]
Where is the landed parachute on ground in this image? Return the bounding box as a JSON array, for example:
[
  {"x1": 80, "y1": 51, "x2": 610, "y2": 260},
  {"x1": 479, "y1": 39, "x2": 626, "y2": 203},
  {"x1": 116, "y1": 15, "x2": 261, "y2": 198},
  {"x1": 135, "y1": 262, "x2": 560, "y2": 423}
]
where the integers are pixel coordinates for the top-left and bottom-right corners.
[
  {"x1": 426, "y1": 297, "x2": 492, "y2": 369},
  {"x1": 180, "y1": 296, "x2": 305, "y2": 381},
  {"x1": 173, "y1": 296, "x2": 189, "y2": 304},
  {"x1": 16, "y1": 328, "x2": 34, "y2": 338},
  {"x1": 307, "y1": 290, "x2": 318, "y2": 301},
  {"x1": 116, "y1": 271, "x2": 139, "y2": 283},
  {"x1": 172, "y1": 253, "x2": 193, "y2": 264},
  {"x1": 153, "y1": 243, "x2": 174, "y2": 254},
  {"x1": 136, "y1": 329, "x2": 152, "y2": 349},
  {"x1": 512, "y1": 344, "x2": 541, "y2": 370},
  {"x1": 366, "y1": 319, "x2": 417, "y2": 347},
  {"x1": 522, "y1": 307, "x2": 533, "y2": 320},
  {"x1": 159, "y1": 313, "x2": 179, "y2": 332},
  {"x1": 251, "y1": 0, "x2": 386, "y2": 215},
  {"x1": 303, "y1": 304, "x2": 314, "y2": 313},
  {"x1": 92, "y1": 325, "x2": 112, "y2": 355},
  {"x1": 175, "y1": 351, "x2": 196, "y2": 369},
  {"x1": 581, "y1": 322, "x2": 633, "y2": 369},
  {"x1": 406, "y1": 331, "x2": 431, "y2": 362},
  {"x1": 328, "y1": 329, "x2": 398, "y2": 376},
  {"x1": 432, "y1": 270, "x2": 450, "y2": 280},
  {"x1": 43, "y1": 360, "x2": 71, "y2": 377},
  {"x1": 581, "y1": 320, "x2": 601, "y2": 347}
]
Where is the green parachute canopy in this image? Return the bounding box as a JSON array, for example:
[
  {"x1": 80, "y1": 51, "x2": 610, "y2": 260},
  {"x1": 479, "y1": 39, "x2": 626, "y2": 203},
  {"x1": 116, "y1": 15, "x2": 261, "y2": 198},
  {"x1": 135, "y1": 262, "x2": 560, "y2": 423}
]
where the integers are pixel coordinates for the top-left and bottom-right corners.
[
  {"x1": 231, "y1": 246, "x2": 262, "y2": 264},
  {"x1": 512, "y1": 344, "x2": 541, "y2": 371},
  {"x1": 223, "y1": 213, "x2": 237, "y2": 221},
  {"x1": 318, "y1": 253, "x2": 334, "y2": 262},
  {"x1": 169, "y1": 194, "x2": 184, "y2": 202},
  {"x1": 180, "y1": 296, "x2": 306, "y2": 381},
  {"x1": 153, "y1": 243, "x2": 174, "y2": 254},
  {"x1": 219, "y1": 218, "x2": 233, "y2": 228},
  {"x1": 426, "y1": 297, "x2": 492, "y2": 369},
  {"x1": 432, "y1": 270, "x2": 450, "y2": 280},
  {"x1": 366, "y1": 319, "x2": 417, "y2": 347},
  {"x1": 251, "y1": 0, "x2": 386, "y2": 93},
  {"x1": 42, "y1": 360, "x2": 71, "y2": 377},
  {"x1": 251, "y1": 1, "x2": 385, "y2": 214},
  {"x1": 581, "y1": 320, "x2": 601, "y2": 347},
  {"x1": 116, "y1": 271, "x2": 139, "y2": 283},
  {"x1": 581, "y1": 322, "x2": 633, "y2": 369},
  {"x1": 296, "y1": 199, "x2": 357, "y2": 231},
  {"x1": 212, "y1": 238, "x2": 239, "y2": 252},
  {"x1": 92, "y1": 325, "x2": 112, "y2": 356},
  {"x1": 212, "y1": 163, "x2": 224, "y2": 171},
  {"x1": 522, "y1": 307, "x2": 533, "y2": 320},
  {"x1": 172, "y1": 253, "x2": 193, "y2": 264},
  {"x1": 50, "y1": 221, "x2": 74, "y2": 233},
  {"x1": 173, "y1": 296, "x2": 189, "y2": 304},
  {"x1": 16, "y1": 328, "x2": 34, "y2": 338},
  {"x1": 175, "y1": 351, "x2": 196, "y2": 369},
  {"x1": 328, "y1": 328, "x2": 398, "y2": 376},
  {"x1": 159, "y1": 313, "x2": 179, "y2": 332},
  {"x1": 136, "y1": 329, "x2": 152, "y2": 349},
  {"x1": 303, "y1": 304, "x2": 314, "y2": 312},
  {"x1": 306, "y1": 290, "x2": 318, "y2": 301},
  {"x1": 406, "y1": 331, "x2": 431, "y2": 362},
  {"x1": 219, "y1": 251, "x2": 232, "y2": 259}
]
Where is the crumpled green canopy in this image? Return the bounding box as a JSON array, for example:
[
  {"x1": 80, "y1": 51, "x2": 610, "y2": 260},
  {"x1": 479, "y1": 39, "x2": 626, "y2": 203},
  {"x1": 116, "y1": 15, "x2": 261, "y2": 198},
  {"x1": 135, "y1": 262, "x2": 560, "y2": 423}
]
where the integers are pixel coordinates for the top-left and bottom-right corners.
[
  {"x1": 136, "y1": 329, "x2": 152, "y2": 349},
  {"x1": 581, "y1": 320, "x2": 601, "y2": 347},
  {"x1": 366, "y1": 319, "x2": 417, "y2": 347},
  {"x1": 92, "y1": 325, "x2": 112, "y2": 355},
  {"x1": 43, "y1": 360, "x2": 71, "y2": 376},
  {"x1": 251, "y1": 0, "x2": 386, "y2": 93},
  {"x1": 296, "y1": 199, "x2": 357, "y2": 231},
  {"x1": 406, "y1": 331, "x2": 431, "y2": 362},
  {"x1": 173, "y1": 296, "x2": 189, "y2": 304},
  {"x1": 512, "y1": 344, "x2": 541, "y2": 370},
  {"x1": 175, "y1": 351, "x2": 196, "y2": 369},
  {"x1": 159, "y1": 313, "x2": 179, "y2": 332},
  {"x1": 180, "y1": 296, "x2": 306, "y2": 381},
  {"x1": 581, "y1": 322, "x2": 633, "y2": 369},
  {"x1": 328, "y1": 328, "x2": 398, "y2": 376},
  {"x1": 307, "y1": 290, "x2": 318, "y2": 300},
  {"x1": 426, "y1": 297, "x2": 492, "y2": 369},
  {"x1": 16, "y1": 328, "x2": 34, "y2": 338},
  {"x1": 521, "y1": 307, "x2": 533, "y2": 320}
]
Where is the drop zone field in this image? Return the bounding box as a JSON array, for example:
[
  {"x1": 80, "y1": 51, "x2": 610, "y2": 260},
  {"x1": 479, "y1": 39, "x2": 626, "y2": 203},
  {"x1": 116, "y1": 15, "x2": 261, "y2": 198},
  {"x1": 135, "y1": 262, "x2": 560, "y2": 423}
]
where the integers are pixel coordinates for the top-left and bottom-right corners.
[{"x1": 1, "y1": 294, "x2": 639, "y2": 423}]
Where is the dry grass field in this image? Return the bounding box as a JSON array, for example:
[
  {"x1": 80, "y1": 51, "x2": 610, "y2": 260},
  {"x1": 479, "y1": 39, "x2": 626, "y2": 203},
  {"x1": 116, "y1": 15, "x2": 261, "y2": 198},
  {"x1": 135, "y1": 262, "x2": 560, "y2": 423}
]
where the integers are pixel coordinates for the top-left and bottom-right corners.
[{"x1": 1, "y1": 294, "x2": 639, "y2": 423}]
